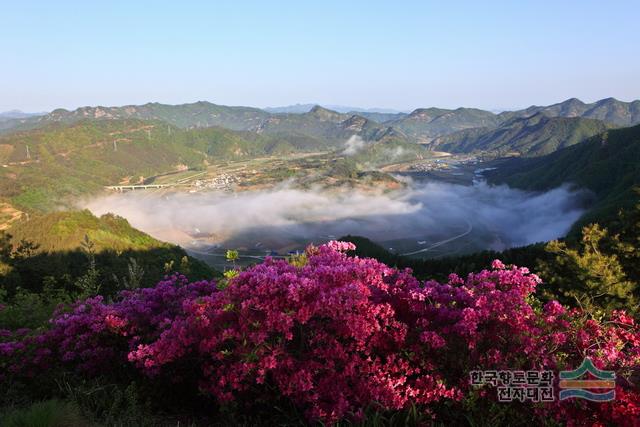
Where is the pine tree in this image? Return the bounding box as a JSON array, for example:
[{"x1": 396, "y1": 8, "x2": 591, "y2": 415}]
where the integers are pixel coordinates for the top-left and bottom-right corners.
[{"x1": 540, "y1": 223, "x2": 637, "y2": 315}]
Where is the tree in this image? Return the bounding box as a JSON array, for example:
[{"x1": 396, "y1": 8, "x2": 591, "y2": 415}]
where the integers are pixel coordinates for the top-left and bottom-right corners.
[
  {"x1": 0, "y1": 232, "x2": 12, "y2": 263},
  {"x1": 539, "y1": 223, "x2": 637, "y2": 316},
  {"x1": 75, "y1": 235, "x2": 101, "y2": 297}
]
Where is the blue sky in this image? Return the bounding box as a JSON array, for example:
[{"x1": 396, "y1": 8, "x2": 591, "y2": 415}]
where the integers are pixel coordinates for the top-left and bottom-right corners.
[{"x1": 2, "y1": 0, "x2": 639, "y2": 112}]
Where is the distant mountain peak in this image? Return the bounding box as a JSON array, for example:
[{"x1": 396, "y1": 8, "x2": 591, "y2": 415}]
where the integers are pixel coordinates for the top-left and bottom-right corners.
[
  {"x1": 407, "y1": 108, "x2": 445, "y2": 121},
  {"x1": 308, "y1": 105, "x2": 343, "y2": 120},
  {"x1": 596, "y1": 97, "x2": 620, "y2": 104},
  {"x1": 341, "y1": 114, "x2": 369, "y2": 132}
]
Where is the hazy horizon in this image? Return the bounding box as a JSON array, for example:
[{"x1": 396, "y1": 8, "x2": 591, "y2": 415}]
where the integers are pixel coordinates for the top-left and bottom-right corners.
[{"x1": 3, "y1": 94, "x2": 640, "y2": 117}]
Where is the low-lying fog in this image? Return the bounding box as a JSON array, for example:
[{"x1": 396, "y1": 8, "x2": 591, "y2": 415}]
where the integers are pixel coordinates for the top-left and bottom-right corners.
[{"x1": 84, "y1": 181, "x2": 588, "y2": 260}]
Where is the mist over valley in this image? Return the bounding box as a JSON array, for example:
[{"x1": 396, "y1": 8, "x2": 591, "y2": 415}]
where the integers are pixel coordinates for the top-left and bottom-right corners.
[{"x1": 84, "y1": 179, "x2": 588, "y2": 267}]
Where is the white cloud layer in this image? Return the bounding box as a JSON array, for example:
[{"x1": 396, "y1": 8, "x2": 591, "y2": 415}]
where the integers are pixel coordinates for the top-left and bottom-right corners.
[{"x1": 84, "y1": 181, "x2": 587, "y2": 255}]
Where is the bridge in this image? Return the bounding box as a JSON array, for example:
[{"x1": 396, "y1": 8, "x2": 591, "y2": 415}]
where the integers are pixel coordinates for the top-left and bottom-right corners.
[
  {"x1": 105, "y1": 171, "x2": 208, "y2": 192},
  {"x1": 105, "y1": 183, "x2": 189, "y2": 192}
]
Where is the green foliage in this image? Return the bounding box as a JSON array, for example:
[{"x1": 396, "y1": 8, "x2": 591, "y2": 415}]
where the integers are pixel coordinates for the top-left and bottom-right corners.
[
  {"x1": 113, "y1": 258, "x2": 145, "y2": 290},
  {"x1": 0, "y1": 286, "x2": 72, "y2": 330},
  {"x1": 0, "y1": 399, "x2": 88, "y2": 427},
  {"x1": 329, "y1": 158, "x2": 360, "y2": 179},
  {"x1": 288, "y1": 252, "x2": 308, "y2": 268},
  {"x1": 7, "y1": 210, "x2": 169, "y2": 253},
  {"x1": 0, "y1": 231, "x2": 12, "y2": 261},
  {"x1": 539, "y1": 224, "x2": 637, "y2": 315},
  {"x1": 225, "y1": 249, "x2": 239, "y2": 262},
  {"x1": 434, "y1": 114, "x2": 611, "y2": 157},
  {"x1": 0, "y1": 211, "x2": 215, "y2": 309},
  {"x1": 73, "y1": 236, "x2": 101, "y2": 298},
  {"x1": 57, "y1": 378, "x2": 153, "y2": 427}
]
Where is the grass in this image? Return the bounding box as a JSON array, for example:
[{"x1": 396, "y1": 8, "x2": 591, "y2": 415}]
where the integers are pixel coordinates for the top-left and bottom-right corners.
[{"x1": 0, "y1": 400, "x2": 89, "y2": 427}]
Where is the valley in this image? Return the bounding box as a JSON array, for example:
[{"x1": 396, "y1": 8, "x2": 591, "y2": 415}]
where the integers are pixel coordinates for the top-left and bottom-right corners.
[
  {"x1": 85, "y1": 149, "x2": 584, "y2": 270},
  {"x1": 1, "y1": 97, "x2": 638, "y2": 271}
]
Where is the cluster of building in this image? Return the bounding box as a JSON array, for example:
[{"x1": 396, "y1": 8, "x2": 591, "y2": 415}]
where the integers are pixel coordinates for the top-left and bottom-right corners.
[
  {"x1": 410, "y1": 154, "x2": 480, "y2": 172},
  {"x1": 191, "y1": 173, "x2": 240, "y2": 191}
]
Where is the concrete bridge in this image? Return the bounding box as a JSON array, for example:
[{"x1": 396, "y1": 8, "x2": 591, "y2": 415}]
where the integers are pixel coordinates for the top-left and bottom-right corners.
[{"x1": 105, "y1": 183, "x2": 188, "y2": 192}]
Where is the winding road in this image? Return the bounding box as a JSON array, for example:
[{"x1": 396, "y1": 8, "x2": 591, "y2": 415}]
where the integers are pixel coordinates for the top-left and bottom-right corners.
[{"x1": 399, "y1": 219, "x2": 473, "y2": 256}]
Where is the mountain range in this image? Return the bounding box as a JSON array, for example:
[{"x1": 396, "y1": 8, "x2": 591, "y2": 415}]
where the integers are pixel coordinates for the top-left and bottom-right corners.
[
  {"x1": 3, "y1": 97, "x2": 639, "y2": 148},
  {"x1": 498, "y1": 97, "x2": 640, "y2": 126},
  {"x1": 431, "y1": 113, "x2": 612, "y2": 157},
  {"x1": 0, "y1": 110, "x2": 46, "y2": 121},
  {"x1": 1, "y1": 96, "x2": 639, "y2": 216}
]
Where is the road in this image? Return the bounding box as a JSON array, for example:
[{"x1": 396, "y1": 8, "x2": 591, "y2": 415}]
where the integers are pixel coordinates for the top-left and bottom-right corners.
[{"x1": 399, "y1": 219, "x2": 473, "y2": 256}]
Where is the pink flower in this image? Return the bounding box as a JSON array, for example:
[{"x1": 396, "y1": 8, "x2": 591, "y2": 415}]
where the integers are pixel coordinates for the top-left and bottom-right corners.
[
  {"x1": 491, "y1": 259, "x2": 506, "y2": 269},
  {"x1": 2, "y1": 241, "x2": 639, "y2": 425},
  {"x1": 544, "y1": 300, "x2": 566, "y2": 317},
  {"x1": 325, "y1": 240, "x2": 357, "y2": 252}
]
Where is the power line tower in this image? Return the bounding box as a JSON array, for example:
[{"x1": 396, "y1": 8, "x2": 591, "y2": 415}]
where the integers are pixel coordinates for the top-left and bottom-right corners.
[{"x1": 25, "y1": 145, "x2": 30, "y2": 159}]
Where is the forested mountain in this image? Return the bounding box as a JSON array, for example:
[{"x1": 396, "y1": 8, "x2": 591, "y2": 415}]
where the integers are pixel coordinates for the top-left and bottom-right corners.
[
  {"x1": 254, "y1": 106, "x2": 397, "y2": 142},
  {"x1": 431, "y1": 113, "x2": 611, "y2": 157},
  {"x1": 387, "y1": 107, "x2": 501, "y2": 141},
  {"x1": 487, "y1": 124, "x2": 640, "y2": 226},
  {"x1": 44, "y1": 101, "x2": 270, "y2": 131},
  {"x1": 500, "y1": 97, "x2": 640, "y2": 126},
  {"x1": 0, "y1": 101, "x2": 269, "y2": 134}
]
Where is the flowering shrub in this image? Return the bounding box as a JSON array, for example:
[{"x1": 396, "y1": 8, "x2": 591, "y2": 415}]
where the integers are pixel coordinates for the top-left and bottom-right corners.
[{"x1": 1, "y1": 242, "x2": 639, "y2": 424}]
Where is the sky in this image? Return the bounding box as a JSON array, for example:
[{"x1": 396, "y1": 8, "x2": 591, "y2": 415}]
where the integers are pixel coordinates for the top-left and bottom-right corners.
[{"x1": 2, "y1": 0, "x2": 640, "y2": 112}]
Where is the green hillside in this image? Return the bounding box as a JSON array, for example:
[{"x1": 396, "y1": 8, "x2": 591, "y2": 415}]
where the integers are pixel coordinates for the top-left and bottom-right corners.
[
  {"x1": 487, "y1": 124, "x2": 640, "y2": 227},
  {"x1": 389, "y1": 107, "x2": 501, "y2": 140},
  {"x1": 432, "y1": 114, "x2": 611, "y2": 157},
  {"x1": 0, "y1": 119, "x2": 208, "y2": 211},
  {"x1": 350, "y1": 134, "x2": 427, "y2": 165},
  {"x1": 1, "y1": 210, "x2": 214, "y2": 299},
  {"x1": 0, "y1": 119, "x2": 336, "y2": 212},
  {"x1": 8, "y1": 210, "x2": 168, "y2": 253}
]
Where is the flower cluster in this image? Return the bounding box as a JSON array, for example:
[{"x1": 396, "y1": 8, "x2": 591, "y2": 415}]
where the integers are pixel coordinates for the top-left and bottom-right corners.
[{"x1": 1, "y1": 242, "x2": 639, "y2": 424}]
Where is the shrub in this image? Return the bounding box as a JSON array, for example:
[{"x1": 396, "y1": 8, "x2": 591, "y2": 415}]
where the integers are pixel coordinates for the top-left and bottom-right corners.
[{"x1": 1, "y1": 242, "x2": 639, "y2": 425}]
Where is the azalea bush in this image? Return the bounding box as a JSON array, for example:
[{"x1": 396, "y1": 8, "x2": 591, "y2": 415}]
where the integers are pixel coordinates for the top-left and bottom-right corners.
[{"x1": 1, "y1": 241, "x2": 639, "y2": 425}]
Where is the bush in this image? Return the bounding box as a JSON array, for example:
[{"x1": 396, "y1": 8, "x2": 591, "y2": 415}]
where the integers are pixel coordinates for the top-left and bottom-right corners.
[{"x1": 1, "y1": 242, "x2": 639, "y2": 425}]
